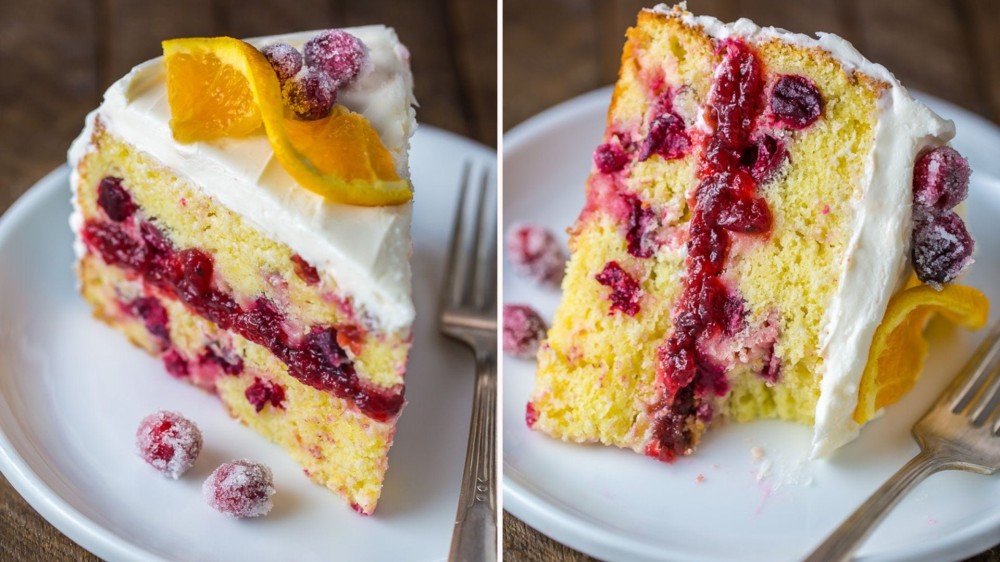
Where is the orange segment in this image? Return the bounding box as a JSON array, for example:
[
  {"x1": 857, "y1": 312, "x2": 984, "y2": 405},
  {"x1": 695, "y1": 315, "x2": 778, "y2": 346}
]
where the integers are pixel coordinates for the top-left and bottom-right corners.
[
  {"x1": 162, "y1": 37, "x2": 411, "y2": 206},
  {"x1": 853, "y1": 283, "x2": 989, "y2": 424}
]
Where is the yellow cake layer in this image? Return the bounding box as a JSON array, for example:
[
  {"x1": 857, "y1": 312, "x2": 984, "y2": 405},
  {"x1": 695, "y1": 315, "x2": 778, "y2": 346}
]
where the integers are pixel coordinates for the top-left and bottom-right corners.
[
  {"x1": 75, "y1": 121, "x2": 409, "y2": 389},
  {"x1": 532, "y1": 9, "x2": 886, "y2": 453},
  {"x1": 80, "y1": 254, "x2": 392, "y2": 514}
]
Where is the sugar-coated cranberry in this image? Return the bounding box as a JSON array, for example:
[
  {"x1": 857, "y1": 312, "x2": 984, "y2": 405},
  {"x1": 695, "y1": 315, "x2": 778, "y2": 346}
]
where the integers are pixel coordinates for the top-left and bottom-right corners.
[
  {"x1": 291, "y1": 254, "x2": 321, "y2": 285},
  {"x1": 913, "y1": 146, "x2": 970, "y2": 211},
  {"x1": 203, "y1": 459, "x2": 275, "y2": 518},
  {"x1": 506, "y1": 223, "x2": 566, "y2": 286},
  {"x1": 594, "y1": 143, "x2": 630, "y2": 173},
  {"x1": 245, "y1": 377, "x2": 286, "y2": 412},
  {"x1": 283, "y1": 69, "x2": 336, "y2": 120},
  {"x1": 303, "y1": 30, "x2": 369, "y2": 87},
  {"x1": 638, "y1": 111, "x2": 691, "y2": 162},
  {"x1": 97, "y1": 177, "x2": 136, "y2": 222},
  {"x1": 912, "y1": 211, "x2": 974, "y2": 287},
  {"x1": 260, "y1": 42, "x2": 303, "y2": 84},
  {"x1": 595, "y1": 261, "x2": 642, "y2": 316},
  {"x1": 503, "y1": 304, "x2": 547, "y2": 359},
  {"x1": 770, "y1": 75, "x2": 823, "y2": 130},
  {"x1": 135, "y1": 410, "x2": 202, "y2": 479}
]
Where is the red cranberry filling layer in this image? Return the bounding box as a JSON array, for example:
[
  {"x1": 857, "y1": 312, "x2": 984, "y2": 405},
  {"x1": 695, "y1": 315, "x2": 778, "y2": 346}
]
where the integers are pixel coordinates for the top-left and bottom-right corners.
[
  {"x1": 81, "y1": 212, "x2": 403, "y2": 422},
  {"x1": 770, "y1": 75, "x2": 823, "y2": 130},
  {"x1": 649, "y1": 39, "x2": 776, "y2": 462},
  {"x1": 595, "y1": 261, "x2": 642, "y2": 316}
]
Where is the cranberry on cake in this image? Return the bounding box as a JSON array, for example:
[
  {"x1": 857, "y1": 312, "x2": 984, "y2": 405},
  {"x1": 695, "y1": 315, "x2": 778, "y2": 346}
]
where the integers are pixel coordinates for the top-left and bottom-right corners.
[
  {"x1": 527, "y1": 5, "x2": 988, "y2": 462},
  {"x1": 69, "y1": 26, "x2": 416, "y2": 514}
]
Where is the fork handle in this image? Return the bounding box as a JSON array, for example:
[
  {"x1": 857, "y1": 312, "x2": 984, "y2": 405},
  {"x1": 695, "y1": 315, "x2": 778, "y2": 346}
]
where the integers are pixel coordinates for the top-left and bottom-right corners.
[
  {"x1": 449, "y1": 349, "x2": 497, "y2": 562},
  {"x1": 803, "y1": 449, "x2": 949, "y2": 562}
]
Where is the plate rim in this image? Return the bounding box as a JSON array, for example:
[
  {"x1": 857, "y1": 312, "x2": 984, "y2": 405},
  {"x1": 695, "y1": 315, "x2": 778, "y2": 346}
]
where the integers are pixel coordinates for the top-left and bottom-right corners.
[
  {"x1": 501, "y1": 85, "x2": 1000, "y2": 562},
  {"x1": 0, "y1": 124, "x2": 495, "y2": 562}
]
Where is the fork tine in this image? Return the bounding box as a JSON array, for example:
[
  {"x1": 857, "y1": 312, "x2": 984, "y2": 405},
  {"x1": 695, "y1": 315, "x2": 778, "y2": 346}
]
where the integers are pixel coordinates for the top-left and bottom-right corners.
[
  {"x1": 472, "y1": 168, "x2": 495, "y2": 309},
  {"x1": 950, "y1": 321, "x2": 1000, "y2": 413},
  {"x1": 970, "y1": 367, "x2": 1000, "y2": 426},
  {"x1": 443, "y1": 162, "x2": 472, "y2": 309}
]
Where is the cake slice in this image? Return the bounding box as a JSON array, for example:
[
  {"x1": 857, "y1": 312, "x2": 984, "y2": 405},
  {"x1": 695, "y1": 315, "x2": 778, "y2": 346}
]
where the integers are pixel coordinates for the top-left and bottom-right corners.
[
  {"x1": 527, "y1": 5, "x2": 988, "y2": 461},
  {"x1": 69, "y1": 26, "x2": 416, "y2": 514}
]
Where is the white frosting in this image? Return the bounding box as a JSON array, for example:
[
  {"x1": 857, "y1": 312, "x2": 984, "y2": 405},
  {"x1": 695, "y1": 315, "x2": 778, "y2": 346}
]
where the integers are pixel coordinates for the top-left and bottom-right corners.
[
  {"x1": 67, "y1": 26, "x2": 417, "y2": 332},
  {"x1": 653, "y1": 5, "x2": 954, "y2": 456}
]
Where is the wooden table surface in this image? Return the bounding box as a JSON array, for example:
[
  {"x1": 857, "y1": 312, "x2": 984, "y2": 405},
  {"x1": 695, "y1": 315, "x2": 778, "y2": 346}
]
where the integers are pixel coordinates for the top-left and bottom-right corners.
[
  {"x1": 504, "y1": 1, "x2": 1000, "y2": 561},
  {"x1": 0, "y1": 0, "x2": 494, "y2": 559}
]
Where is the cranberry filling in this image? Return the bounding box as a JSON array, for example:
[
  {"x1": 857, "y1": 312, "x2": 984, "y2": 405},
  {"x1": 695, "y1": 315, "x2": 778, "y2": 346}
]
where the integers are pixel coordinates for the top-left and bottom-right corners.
[
  {"x1": 291, "y1": 254, "x2": 321, "y2": 285},
  {"x1": 97, "y1": 177, "x2": 136, "y2": 222},
  {"x1": 245, "y1": 377, "x2": 286, "y2": 412},
  {"x1": 648, "y1": 39, "x2": 775, "y2": 462},
  {"x1": 595, "y1": 261, "x2": 642, "y2": 316},
  {"x1": 594, "y1": 142, "x2": 630, "y2": 174},
  {"x1": 129, "y1": 297, "x2": 170, "y2": 348},
  {"x1": 770, "y1": 75, "x2": 823, "y2": 130},
  {"x1": 81, "y1": 218, "x2": 403, "y2": 421},
  {"x1": 638, "y1": 111, "x2": 691, "y2": 162},
  {"x1": 624, "y1": 194, "x2": 658, "y2": 258}
]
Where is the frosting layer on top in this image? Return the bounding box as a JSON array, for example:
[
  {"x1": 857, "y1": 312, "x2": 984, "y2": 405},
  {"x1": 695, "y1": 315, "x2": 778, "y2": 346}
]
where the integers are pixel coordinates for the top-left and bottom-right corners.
[
  {"x1": 69, "y1": 26, "x2": 417, "y2": 332},
  {"x1": 652, "y1": 4, "x2": 955, "y2": 456}
]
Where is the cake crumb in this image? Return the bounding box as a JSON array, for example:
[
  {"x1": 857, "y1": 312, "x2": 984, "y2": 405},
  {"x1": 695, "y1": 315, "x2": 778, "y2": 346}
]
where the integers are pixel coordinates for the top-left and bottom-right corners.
[
  {"x1": 695, "y1": 474, "x2": 705, "y2": 483},
  {"x1": 751, "y1": 446, "x2": 765, "y2": 460}
]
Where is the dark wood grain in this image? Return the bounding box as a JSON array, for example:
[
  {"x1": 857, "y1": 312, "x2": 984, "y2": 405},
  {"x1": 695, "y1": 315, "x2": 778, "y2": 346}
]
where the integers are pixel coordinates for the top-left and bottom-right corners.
[
  {"x1": 503, "y1": 1, "x2": 1000, "y2": 560},
  {"x1": 0, "y1": 0, "x2": 494, "y2": 558}
]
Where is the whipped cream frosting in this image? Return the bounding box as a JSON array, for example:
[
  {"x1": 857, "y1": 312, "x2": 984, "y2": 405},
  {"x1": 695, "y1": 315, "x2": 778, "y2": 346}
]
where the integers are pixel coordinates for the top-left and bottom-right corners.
[
  {"x1": 653, "y1": 5, "x2": 955, "y2": 456},
  {"x1": 68, "y1": 26, "x2": 417, "y2": 332}
]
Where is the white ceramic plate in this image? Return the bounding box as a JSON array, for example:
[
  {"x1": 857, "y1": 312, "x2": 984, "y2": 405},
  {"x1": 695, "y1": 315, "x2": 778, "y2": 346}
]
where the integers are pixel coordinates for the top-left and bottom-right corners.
[
  {"x1": 502, "y1": 87, "x2": 1000, "y2": 562},
  {"x1": 0, "y1": 125, "x2": 496, "y2": 562}
]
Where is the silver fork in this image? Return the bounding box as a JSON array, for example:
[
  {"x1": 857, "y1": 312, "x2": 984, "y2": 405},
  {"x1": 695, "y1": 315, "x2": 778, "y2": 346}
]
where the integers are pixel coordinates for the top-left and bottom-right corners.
[
  {"x1": 440, "y1": 161, "x2": 497, "y2": 562},
  {"x1": 805, "y1": 320, "x2": 1000, "y2": 562}
]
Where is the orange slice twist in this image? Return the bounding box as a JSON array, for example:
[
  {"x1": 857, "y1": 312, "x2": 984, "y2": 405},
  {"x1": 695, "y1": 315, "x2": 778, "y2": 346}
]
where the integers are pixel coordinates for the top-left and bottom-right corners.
[
  {"x1": 853, "y1": 283, "x2": 989, "y2": 424},
  {"x1": 162, "y1": 37, "x2": 412, "y2": 206}
]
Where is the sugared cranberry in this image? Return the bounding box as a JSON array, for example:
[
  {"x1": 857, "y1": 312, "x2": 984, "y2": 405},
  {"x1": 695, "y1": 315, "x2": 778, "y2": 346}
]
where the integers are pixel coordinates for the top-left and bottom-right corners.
[
  {"x1": 525, "y1": 402, "x2": 539, "y2": 428},
  {"x1": 506, "y1": 224, "x2": 566, "y2": 286},
  {"x1": 135, "y1": 410, "x2": 202, "y2": 479},
  {"x1": 291, "y1": 254, "x2": 321, "y2": 285},
  {"x1": 303, "y1": 30, "x2": 369, "y2": 87},
  {"x1": 503, "y1": 305, "x2": 547, "y2": 359},
  {"x1": 245, "y1": 377, "x2": 286, "y2": 412},
  {"x1": 594, "y1": 143, "x2": 630, "y2": 173},
  {"x1": 913, "y1": 146, "x2": 970, "y2": 211},
  {"x1": 595, "y1": 261, "x2": 642, "y2": 316},
  {"x1": 912, "y1": 211, "x2": 974, "y2": 287},
  {"x1": 203, "y1": 459, "x2": 275, "y2": 518},
  {"x1": 260, "y1": 42, "x2": 303, "y2": 84},
  {"x1": 741, "y1": 134, "x2": 786, "y2": 183},
  {"x1": 638, "y1": 111, "x2": 691, "y2": 162},
  {"x1": 770, "y1": 75, "x2": 823, "y2": 130},
  {"x1": 624, "y1": 194, "x2": 658, "y2": 258},
  {"x1": 97, "y1": 177, "x2": 136, "y2": 222},
  {"x1": 283, "y1": 69, "x2": 336, "y2": 120}
]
